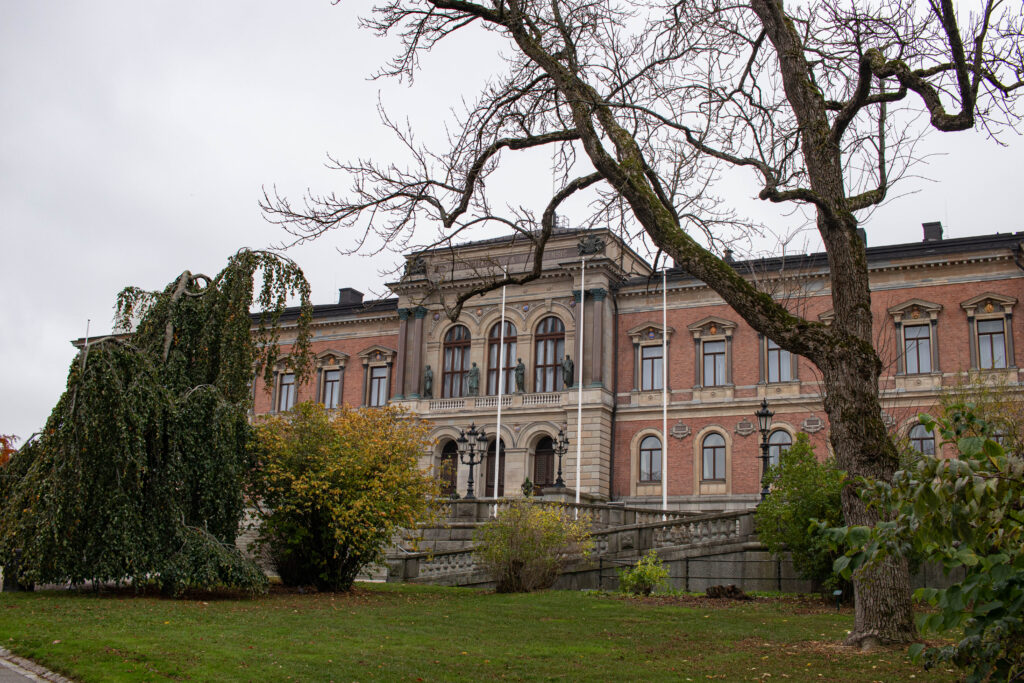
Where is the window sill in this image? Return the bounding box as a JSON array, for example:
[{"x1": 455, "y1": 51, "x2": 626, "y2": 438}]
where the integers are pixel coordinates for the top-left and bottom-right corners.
[{"x1": 894, "y1": 373, "x2": 943, "y2": 392}]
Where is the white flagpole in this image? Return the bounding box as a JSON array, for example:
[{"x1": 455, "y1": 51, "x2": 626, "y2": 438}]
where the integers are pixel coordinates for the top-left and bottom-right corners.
[
  {"x1": 575, "y1": 257, "x2": 585, "y2": 507},
  {"x1": 662, "y1": 268, "x2": 669, "y2": 514},
  {"x1": 493, "y1": 270, "x2": 507, "y2": 514}
]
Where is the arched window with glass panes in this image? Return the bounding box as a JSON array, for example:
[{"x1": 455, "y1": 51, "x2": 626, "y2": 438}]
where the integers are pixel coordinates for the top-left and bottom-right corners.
[
  {"x1": 442, "y1": 325, "x2": 471, "y2": 398},
  {"x1": 701, "y1": 433, "x2": 727, "y2": 481},
  {"x1": 767, "y1": 430, "x2": 792, "y2": 466},
  {"x1": 639, "y1": 435, "x2": 662, "y2": 483},
  {"x1": 534, "y1": 316, "x2": 565, "y2": 392},
  {"x1": 487, "y1": 321, "x2": 517, "y2": 395},
  {"x1": 909, "y1": 424, "x2": 935, "y2": 455}
]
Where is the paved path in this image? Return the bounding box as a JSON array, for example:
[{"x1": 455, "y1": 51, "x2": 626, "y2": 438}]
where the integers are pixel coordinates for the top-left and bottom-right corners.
[{"x1": 0, "y1": 651, "x2": 71, "y2": 683}]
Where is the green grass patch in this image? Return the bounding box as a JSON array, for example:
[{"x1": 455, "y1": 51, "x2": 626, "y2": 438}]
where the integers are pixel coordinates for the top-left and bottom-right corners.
[{"x1": 0, "y1": 584, "x2": 954, "y2": 681}]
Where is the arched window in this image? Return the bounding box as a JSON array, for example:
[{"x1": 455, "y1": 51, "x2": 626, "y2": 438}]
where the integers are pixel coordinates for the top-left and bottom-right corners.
[
  {"x1": 639, "y1": 435, "x2": 662, "y2": 483},
  {"x1": 487, "y1": 321, "x2": 517, "y2": 395},
  {"x1": 438, "y1": 440, "x2": 458, "y2": 496},
  {"x1": 442, "y1": 325, "x2": 471, "y2": 398},
  {"x1": 909, "y1": 424, "x2": 935, "y2": 455},
  {"x1": 768, "y1": 430, "x2": 792, "y2": 467},
  {"x1": 485, "y1": 439, "x2": 506, "y2": 497},
  {"x1": 534, "y1": 316, "x2": 566, "y2": 392},
  {"x1": 534, "y1": 436, "x2": 555, "y2": 488},
  {"x1": 701, "y1": 433, "x2": 726, "y2": 481}
]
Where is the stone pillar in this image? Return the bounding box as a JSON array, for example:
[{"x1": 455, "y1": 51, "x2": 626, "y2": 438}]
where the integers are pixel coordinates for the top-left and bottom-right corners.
[
  {"x1": 572, "y1": 289, "x2": 584, "y2": 388},
  {"x1": 395, "y1": 308, "x2": 410, "y2": 399},
  {"x1": 409, "y1": 307, "x2": 428, "y2": 398},
  {"x1": 590, "y1": 288, "x2": 606, "y2": 387}
]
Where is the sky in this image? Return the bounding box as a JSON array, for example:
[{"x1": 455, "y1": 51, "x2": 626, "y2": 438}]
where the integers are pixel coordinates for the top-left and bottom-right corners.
[{"x1": 2, "y1": 1, "x2": 1021, "y2": 441}]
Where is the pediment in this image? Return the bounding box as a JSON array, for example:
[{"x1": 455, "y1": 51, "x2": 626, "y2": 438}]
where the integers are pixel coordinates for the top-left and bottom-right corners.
[
  {"x1": 687, "y1": 316, "x2": 737, "y2": 337},
  {"x1": 887, "y1": 299, "x2": 943, "y2": 322},
  {"x1": 960, "y1": 291, "x2": 1017, "y2": 314},
  {"x1": 358, "y1": 345, "x2": 397, "y2": 362},
  {"x1": 627, "y1": 322, "x2": 675, "y2": 343},
  {"x1": 316, "y1": 349, "x2": 350, "y2": 366}
]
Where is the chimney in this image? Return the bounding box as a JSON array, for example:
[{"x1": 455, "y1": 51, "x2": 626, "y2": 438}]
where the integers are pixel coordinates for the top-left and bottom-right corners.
[
  {"x1": 856, "y1": 228, "x2": 867, "y2": 245},
  {"x1": 723, "y1": 248, "x2": 735, "y2": 264},
  {"x1": 338, "y1": 288, "x2": 363, "y2": 305},
  {"x1": 923, "y1": 221, "x2": 943, "y2": 242}
]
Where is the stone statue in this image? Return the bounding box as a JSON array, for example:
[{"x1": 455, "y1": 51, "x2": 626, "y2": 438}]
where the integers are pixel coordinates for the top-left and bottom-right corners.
[
  {"x1": 561, "y1": 355, "x2": 574, "y2": 388},
  {"x1": 514, "y1": 358, "x2": 526, "y2": 393},
  {"x1": 423, "y1": 365, "x2": 433, "y2": 398},
  {"x1": 467, "y1": 362, "x2": 480, "y2": 396}
]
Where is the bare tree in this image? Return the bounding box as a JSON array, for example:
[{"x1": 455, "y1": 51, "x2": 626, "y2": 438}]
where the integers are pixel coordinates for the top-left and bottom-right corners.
[{"x1": 262, "y1": 0, "x2": 1023, "y2": 646}]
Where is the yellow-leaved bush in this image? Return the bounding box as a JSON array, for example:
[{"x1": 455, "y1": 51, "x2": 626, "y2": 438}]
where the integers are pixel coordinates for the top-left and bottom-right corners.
[{"x1": 250, "y1": 402, "x2": 439, "y2": 591}]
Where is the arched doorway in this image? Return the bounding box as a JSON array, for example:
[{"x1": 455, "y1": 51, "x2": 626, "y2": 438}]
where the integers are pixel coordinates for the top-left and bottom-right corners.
[
  {"x1": 485, "y1": 439, "x2": 506, "y2": 497},
  {"x1": 438, "y1": 439, "x2": 458, "y2": 497},
  {"x1": 534, "y1": 436, "x2": 555, "y2": 489}
]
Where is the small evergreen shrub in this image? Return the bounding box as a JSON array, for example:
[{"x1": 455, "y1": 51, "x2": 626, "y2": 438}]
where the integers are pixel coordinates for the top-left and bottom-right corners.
[
  {"x1": 618, "y1": 550, "x2": 669, "y2": 596},
  {"x1": 474, "y1": 500, "x2": 592, "y2": 592}
]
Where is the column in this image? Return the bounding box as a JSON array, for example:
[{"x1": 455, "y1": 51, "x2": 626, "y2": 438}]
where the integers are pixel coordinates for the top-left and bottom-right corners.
[
  {"x1": 590, "y1": 288, "x2": 606, "y2": 387},
  {"x1": 394, "y1": 308, "x2": 410, "y2": 399},
  {"x1": 572, "y1": 289, "x2": 584, "y2": 388},
  {"x1": 409, "y1": 307, "x2": 428, "y2": 398}
]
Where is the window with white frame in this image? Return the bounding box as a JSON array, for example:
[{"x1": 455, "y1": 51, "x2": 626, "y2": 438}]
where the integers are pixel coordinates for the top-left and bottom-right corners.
[
  {"x1": 639, "y1": 435, "x2": 662, "y2": 483},
  {"x1": 368, "y1": 366, "x2": 388, "y2": 407},
  {"x1": 903, "y1": 324, "x2": 932, "y2": 374}
]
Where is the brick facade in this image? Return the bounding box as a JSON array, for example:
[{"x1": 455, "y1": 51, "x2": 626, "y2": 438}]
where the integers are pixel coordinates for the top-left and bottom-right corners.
[{"x1": 253, "y1": 225, "x2": 1024, "y2": 512}]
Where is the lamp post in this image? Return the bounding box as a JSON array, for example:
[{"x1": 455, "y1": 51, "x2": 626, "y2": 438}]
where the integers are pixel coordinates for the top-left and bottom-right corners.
[
  {"x1": 553, "y1": 427, "x2": 569, "y2": 488},
  {"x1": 457, "y1": 423, "x2": 488, "y2": 500},
  {"x1": 755, "y1": 398, "x2": 774, "y2": 501}
]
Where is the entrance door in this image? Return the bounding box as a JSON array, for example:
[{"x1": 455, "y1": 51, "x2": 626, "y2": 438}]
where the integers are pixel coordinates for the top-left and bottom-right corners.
[
  {"x1": 485, "y1": 439, "x2": 506, "y2": 497},
  {"x1": 534, "y1": 436, "x2": 555, "y2": 489}
]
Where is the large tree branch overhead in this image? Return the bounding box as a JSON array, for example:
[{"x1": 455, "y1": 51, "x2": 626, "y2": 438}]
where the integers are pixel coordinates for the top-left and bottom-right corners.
[{"x1": 270, "y1": 0, "x2": 1024, "y2": 645}]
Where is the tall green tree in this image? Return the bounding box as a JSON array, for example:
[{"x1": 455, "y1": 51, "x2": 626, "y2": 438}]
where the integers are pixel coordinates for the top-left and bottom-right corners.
[{"x1": 0, "y1": 250, "x2": 312, "y2": 595}]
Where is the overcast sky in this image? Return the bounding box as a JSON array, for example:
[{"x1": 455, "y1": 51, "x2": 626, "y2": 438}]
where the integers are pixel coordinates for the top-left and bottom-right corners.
[{"x1": 2, "y1": 1, "x2": 1021, "y2": 441}]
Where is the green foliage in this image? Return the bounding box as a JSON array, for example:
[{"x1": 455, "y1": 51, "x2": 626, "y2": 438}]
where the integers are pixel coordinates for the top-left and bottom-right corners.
[
  {"x1": 250, "y1": 402, "x2": 439, "y2": 592},
  {"x1": 473, "y1": 500, "x2": 592, "y2": 592},
  {"x1": 0, "y1": 434, "x2": 16, "y2": 469},
  {"x1": 827, "y1": 405, "x2": 1024, "y2": 682},
  {"x1": 618, "y1": 550, "x2": 669, "y2": 596},
  {"x1": 754, "y1": 434, "x2": 847, "y2": 592},
  {"x1": 0, "y1": 251, "x2": 311, "y2": 595}
]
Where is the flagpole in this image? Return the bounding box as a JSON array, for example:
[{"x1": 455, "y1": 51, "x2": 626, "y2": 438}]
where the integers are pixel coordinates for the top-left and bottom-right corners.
[
  {"x1": 493, "y1": 270, "x2": 507, "y2": 515},
  {"x1": 662, "y1": 268, "x2": 669, "y2": 514},
  {"x1": 575, "y1": 257, "x2": 585, "y2": 508}
]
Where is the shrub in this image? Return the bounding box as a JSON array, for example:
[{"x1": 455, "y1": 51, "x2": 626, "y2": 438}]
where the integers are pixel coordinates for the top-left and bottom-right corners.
[
  {"x1": 828, "y1": 405, "x2": 1024, "y2": 682},
  {"x1": 0, "y1": 434, "x2": 16, "y2": 469},
  {"x1": 618, "y1": 550, "x2": 669, "y2": 596},
  {"x1": 473, "y1": 500, "x2": 592, "y2": 592},
  {"x1": 754, "y1": 433, "x2": 848, "y2": 593},
  {"x1": 250, "y1": 402, "x2": 439, "y2": 592}
]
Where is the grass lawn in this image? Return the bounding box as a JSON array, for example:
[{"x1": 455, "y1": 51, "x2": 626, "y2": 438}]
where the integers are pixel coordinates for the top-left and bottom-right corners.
[{"x1": 0, "y1": 584, "x2": 953, "y2": 682}]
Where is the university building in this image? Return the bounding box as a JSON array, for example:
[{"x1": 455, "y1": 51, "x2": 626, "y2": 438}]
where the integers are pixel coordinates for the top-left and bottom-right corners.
[{"x1": 253, "y1": 223, "x2": 1024, "y2": 512}]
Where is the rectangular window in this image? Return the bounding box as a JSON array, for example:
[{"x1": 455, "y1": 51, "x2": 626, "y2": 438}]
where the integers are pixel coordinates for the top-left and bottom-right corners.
[
  {"x1": 978, "y1": 319, "x2": 1007, "y2": 369},
  {"x1": 702, "y1": 340, "x2": 726, "y2": 387},
  {"x1": 322, "y1": 369, "x2": 342, "y2": 409},
  {"x1": 904, "y1": 324, "x2": 931, "y2": 374},
  {"x1": 277, "y1": 373, "x2": 295, "y2": 412},
  {"x1": 765, "y1": 338, "x2": 791, "y2": 383},
  {"x1": 640, "y1": 345, "x2": 663, "y2": 391},
  {"x1": 369, "y1": 366, "x2": 388, "y2": 407}
]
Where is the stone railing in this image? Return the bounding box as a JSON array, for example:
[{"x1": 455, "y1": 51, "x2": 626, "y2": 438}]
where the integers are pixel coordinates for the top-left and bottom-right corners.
[
  {"x1": 390, "y1": 509, "x2": 754, "y2": 583},
  {"x1": 425, "y1": 392, "x2": 563, "y2": 412},
  {"x1": 428, "y1": 398, "x2": 466, "y2": 411},
  {"x1": 474, "y1": 396, "x2": 513, "y2": 409},
  {"x1": 426, "y1": 497, "x2": 694, "y2": 529}
]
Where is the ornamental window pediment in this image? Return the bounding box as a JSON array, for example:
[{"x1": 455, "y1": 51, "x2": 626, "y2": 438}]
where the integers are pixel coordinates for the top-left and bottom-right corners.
[{"x1": 687, "y1": 316, "x2": 736, "y2": 338}]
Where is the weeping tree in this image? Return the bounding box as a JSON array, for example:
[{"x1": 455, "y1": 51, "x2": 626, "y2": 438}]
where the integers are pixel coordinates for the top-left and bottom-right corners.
[
  {"x1": 0, "y1": 250, "x2": 312, "y2": 595},
  {"x1": 263, "y1": 0, "x2": 1023, "y2": 645}
]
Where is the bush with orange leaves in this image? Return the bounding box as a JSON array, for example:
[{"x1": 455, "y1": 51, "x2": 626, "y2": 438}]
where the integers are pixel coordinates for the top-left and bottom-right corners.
[
  {"x1": 0, "y1": 435, "x2": 16, "y2": 469},
  {"x1": 250, "y1": 402, "x2": 439, "y2": 591}
]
